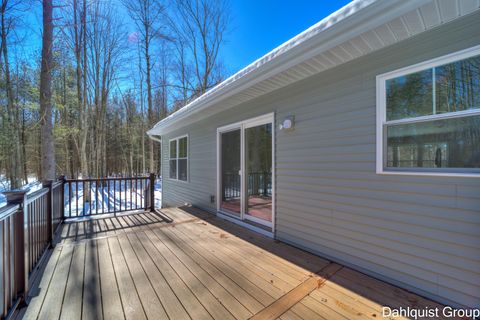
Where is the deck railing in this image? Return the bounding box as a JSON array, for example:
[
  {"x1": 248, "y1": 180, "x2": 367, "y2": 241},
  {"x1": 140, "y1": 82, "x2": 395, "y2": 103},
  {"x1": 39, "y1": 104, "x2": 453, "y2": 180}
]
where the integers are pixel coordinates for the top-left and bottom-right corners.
[
  {"x1": 0, "y1": 181, "x2": 66, "y2": 319},
  {"x1": 0, "y1": 204, "x2": 24, "y2": 320},
  {"x1": 0, "y1": 173, "x2": 157, "y2": 319},
  {"x1": 63, "y1": 174, "x2": 155, "y2": 218}
]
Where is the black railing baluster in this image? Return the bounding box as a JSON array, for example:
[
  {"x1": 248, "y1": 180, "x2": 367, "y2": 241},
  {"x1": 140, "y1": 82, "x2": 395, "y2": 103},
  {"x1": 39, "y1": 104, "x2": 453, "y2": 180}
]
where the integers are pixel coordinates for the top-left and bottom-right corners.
[
  {"x1": 76, "y1": 181, "x2": 79, "y2": 217},
  {"x1": 107, "y1": 179, "x2": 110, "y2": 213},
  {"x1": 141, "y1": 179, "x2": 145, "y2": 210},
  {"x1": 123, "y1": 178, "x2": 127, "y2": 211},
  {"x1": 68, "y1": 181, "x2": 71, "y2": 218},
  {"x1": 95, "y1": 180, "x2": 98, "y2": 215},
  {"x1": 129, "y1": 179, "x2": 132, "y2": 211},
  {"x1": 134, "y1": 177, "x2": 137, "y2": 210},
  {"x1": 113, "y1": 179, "x2": 116, "y2": 216}
]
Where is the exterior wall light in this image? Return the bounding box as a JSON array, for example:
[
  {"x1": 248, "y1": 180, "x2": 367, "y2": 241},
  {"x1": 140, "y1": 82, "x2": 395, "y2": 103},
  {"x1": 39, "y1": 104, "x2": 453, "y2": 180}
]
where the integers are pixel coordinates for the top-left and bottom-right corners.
[{"x1": 279, "y1": 115, "x2": 295, "y2": 131}]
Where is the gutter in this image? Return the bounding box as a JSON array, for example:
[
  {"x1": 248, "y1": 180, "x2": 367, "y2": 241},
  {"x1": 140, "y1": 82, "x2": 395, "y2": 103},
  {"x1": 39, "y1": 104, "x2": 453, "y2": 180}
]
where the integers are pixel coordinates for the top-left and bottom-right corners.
[{"x1": 148, "y1": 134, "x2": 162, "y2": 143}]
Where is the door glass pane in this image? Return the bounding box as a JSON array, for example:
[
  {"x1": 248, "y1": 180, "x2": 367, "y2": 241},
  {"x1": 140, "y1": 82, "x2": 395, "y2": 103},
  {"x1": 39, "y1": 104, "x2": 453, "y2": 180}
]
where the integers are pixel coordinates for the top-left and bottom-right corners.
[
  {"x1": 245, "y1": 123, "x2": 272, "y2": 223},
  {"x1": 221, "y1": 129, "x2": 241, "y2": 215}
]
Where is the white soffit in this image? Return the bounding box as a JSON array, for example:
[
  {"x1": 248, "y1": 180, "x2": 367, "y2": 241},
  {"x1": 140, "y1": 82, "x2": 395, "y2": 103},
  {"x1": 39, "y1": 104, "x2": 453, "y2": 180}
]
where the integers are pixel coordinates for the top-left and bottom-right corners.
[{"x1": 148, "y1": 0, "x2": 480, "y2": 136}]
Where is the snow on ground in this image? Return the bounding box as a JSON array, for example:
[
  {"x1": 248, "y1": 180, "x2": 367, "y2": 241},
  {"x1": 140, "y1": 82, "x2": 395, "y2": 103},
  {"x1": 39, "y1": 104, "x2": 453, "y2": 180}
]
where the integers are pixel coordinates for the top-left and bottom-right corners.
[
  {"x1": 1, "y1": 176, "x2": 162, "y2": 215},
  {"x1": 154, "y1": 179, "x2": 162, "y2": 208}
]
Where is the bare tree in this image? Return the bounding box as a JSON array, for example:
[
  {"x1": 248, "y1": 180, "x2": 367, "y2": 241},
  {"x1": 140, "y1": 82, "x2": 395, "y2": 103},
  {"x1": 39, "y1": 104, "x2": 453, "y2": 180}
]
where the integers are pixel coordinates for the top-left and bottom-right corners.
[
  {"x1": 1, "y1": 0, "x2": 23, "y2": 188},
  {"x1": 87, "y1": 1, "x2": 125, "y2": 177},
  {"x1": 170, "y1": 0, "x2": 230, "y2": 97},
  {"x1": 123, "y1": 0, "x2": 165, "y2": 174},
  {"x1": 40, "y1": 0, "x2": 55, "y2": 180},
  {"x1": 69, "y1": 0, "x2": 89, "y2": 179}
]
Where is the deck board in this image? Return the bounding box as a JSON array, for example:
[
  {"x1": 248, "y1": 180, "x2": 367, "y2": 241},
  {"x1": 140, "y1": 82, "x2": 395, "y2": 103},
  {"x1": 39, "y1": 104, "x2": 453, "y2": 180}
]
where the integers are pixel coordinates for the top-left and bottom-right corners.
[
  {"x1": 154, "y1": 226, "x2": 253, "y2": 319},
  {"x1": 109, "y1": 236, "x2": 146, "y2": 320},
  {"x1": 117, "y1": 234, "x2": 168, "y2": 320},
  {"x1": 60, "y1": 243, "x2": 85, "y2": 320},
  {"x1": 136, "y1": 231, "x2": 213, "y2": 320},
  {"x1": 82, "y1": 240, "x2": 103, "y2": 320},
  {"x1": 21, "y1": 247, "x2": 61, "y2": 320},
  {"x1": 97, "y1": 238, "x2": 124, "y2": 320},
  {"x1": 15, "y1": 208, "x2": 460, "y2": 320},
  {"x1": 144, "y1": 228, "x2": 236, "y2": 320},
  {"x1": 37, "y1": 244, "x2": 74, "y2": 320},
  {"x1": 125, "y1": 232, "x2": 191, "y2": 320}
]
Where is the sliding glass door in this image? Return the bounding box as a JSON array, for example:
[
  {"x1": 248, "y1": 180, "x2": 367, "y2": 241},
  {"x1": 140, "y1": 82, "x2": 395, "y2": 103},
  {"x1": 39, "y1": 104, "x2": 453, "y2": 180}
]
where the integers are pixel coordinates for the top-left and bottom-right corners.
[
  {"x1": 217, "y1": 114, "x2": 274, "y2": 228},
  {"x1": 220, "y1": 128, "x2": 241, "y2": 216},
  {"x1": 245, "y1": 123, "x2": 272, "y2": 224}
]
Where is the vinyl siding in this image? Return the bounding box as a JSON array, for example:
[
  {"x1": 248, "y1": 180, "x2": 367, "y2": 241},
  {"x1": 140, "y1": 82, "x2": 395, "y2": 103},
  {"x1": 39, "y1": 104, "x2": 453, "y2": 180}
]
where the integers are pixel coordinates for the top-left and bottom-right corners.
[{"x1": 161, "y1": 11, "x2": 480, "y2": 308}]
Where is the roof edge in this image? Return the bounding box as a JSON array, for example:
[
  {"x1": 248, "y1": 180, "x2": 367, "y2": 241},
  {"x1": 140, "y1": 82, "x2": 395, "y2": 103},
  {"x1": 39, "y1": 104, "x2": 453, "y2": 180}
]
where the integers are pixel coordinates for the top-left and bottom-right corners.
[{"x1": 148, "y1": 0, "x2": 430, "y2": 136}]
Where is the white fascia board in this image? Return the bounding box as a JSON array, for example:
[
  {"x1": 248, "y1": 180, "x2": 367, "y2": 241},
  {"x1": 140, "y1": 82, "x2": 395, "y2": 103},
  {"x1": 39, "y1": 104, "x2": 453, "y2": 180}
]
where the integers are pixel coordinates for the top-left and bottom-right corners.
[{"x1": 148, "y1": 0, "x2": 431, "y2": 136}]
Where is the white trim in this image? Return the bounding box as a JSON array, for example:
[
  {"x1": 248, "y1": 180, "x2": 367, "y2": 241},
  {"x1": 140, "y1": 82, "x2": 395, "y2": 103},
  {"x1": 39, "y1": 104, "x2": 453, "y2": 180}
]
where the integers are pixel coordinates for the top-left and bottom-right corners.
[
  {"x1": 216, "y1": 113, "x2": 276, "y2": 232},
  {"x1": 244, "y1": 214, "x2": 272, "y2": 228},
  {"x1": 168, "y1": 134, "x2": 189, "y2": 182},
  {"x1": 217, "y1": 113, "x2": 275, "y2": 132},
  {"x1": 383, "y1": 109, "x2": 480, "y2": 126},
  {"x1": 217, "y1": 212, "x2": 273, "y2": 238},
  {"x1": 377, "y1": 171, "x2": 480, "y2": 178},
  {"x1": 217, "y1": 209, "x2": 241, "y2": 219},
  {"x1": 376, "y1": 45, "x2": 480, "y2": 177},
  {"x1": 377, "y1": 44, "x2": 480, "y2": 81}
]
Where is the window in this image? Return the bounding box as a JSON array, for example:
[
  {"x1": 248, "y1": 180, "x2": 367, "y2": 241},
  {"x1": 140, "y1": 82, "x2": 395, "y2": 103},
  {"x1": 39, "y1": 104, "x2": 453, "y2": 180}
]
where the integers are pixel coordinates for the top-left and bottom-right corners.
[
  {"x1": 169, "y1": 135, "x2": 188, "y2": 181},
  {"x1": 377, "y1": 46, "x2": 480, "y2": 176}
]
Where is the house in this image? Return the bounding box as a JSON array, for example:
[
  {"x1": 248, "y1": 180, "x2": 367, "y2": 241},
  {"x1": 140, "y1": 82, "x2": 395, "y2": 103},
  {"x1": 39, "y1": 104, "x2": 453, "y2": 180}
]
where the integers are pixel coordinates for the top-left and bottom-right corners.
[{"x1": 148, "y1": 0, "x2": 480, "y2": 310}]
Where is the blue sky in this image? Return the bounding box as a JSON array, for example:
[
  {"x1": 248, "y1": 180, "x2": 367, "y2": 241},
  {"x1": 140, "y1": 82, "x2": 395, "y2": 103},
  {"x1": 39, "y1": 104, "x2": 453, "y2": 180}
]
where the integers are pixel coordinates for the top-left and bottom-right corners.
[
  {"x1": 19, "y1": 1, "x2": 351, "y2": 79},
  {"x1": 220, "y1": 0, "x2": 351, "y2": 74}
]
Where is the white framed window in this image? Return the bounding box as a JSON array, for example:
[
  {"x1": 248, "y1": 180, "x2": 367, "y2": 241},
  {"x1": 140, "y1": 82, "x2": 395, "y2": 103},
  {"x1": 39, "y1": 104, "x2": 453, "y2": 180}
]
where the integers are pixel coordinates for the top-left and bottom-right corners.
[
  {"x1": 376, "y1": 45, "x2": 480, "y2": 177},
  {"x1": 169, "y1": 135, "x2": 188, "y2": 181}
]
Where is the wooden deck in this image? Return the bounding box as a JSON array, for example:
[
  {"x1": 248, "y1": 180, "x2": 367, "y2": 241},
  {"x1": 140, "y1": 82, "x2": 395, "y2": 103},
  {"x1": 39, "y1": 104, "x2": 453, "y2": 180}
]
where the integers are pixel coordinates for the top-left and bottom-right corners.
[{"x1": 15, "y1": 206, "x2": 455, "y2": 320}]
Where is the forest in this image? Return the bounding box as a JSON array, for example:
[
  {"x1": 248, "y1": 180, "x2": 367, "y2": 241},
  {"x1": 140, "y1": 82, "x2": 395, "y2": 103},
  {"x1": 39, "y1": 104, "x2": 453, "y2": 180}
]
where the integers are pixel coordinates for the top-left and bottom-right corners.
[{"x1": 0, "y1": 0, "x2": 230, "y2": 189}]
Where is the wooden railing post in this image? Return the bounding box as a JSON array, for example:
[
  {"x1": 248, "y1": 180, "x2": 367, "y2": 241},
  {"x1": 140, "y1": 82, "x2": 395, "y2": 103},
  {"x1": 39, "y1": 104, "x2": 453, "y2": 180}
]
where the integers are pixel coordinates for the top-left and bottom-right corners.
[
  {"x1": 3, "y1": 190, "x2": 29, "y2": 302},
  {"x1": 149, "y1": 173, "x2": 156, "y2": 212},
  {"x1": 59, "y1": 175, "x2": 66, "y2": 220},
  {"x1": 43, "y1": 180, "x2": 54, "y2": 248}
]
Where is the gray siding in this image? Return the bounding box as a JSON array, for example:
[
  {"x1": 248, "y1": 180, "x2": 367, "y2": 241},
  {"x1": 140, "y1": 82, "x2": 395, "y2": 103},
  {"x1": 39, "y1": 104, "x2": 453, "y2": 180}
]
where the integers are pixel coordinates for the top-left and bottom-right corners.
[{"x1": 161, "y1": 12, "x2": 480, "y2": 308}]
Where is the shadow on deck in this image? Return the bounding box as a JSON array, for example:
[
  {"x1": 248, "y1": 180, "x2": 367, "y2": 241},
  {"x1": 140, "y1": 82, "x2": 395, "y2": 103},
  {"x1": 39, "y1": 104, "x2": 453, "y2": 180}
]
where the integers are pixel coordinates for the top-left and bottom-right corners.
[{"x1": 15, "y1": 206, "x2": 458, "y2": 320}]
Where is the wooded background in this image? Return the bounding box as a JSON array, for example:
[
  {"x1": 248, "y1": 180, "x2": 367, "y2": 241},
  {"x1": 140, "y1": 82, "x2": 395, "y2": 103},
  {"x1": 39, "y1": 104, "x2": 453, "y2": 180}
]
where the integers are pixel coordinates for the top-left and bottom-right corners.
[{"x1": 0, "y1": 0, "x2": 230, "y2": 189}]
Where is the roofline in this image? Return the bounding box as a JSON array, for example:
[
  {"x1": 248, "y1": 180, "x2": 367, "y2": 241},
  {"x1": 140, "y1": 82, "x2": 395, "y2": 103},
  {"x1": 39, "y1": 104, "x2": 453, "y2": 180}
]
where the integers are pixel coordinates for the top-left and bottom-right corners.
[{"x1": 148, "y1": 0, "x2": 431, "y2": 136}]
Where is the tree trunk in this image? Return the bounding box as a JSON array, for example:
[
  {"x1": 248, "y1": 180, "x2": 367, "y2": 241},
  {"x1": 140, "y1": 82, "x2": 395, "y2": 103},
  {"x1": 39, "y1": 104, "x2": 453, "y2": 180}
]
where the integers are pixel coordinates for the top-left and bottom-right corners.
[
  {"x1": 40, "y1": 0, "x2": 55, "y2": 181},
  {"x1": 73, "y1": 0, "x2": 87, "y2": 180},
  {"x1": 81, "y1": 0, "x2": 89, "y2": 180},
  {"x1": 145, "y1": 31, "x2": 155, "y2": 173},
  {"x1": 1, "y1": 1, "x2": 23, "y2": 189},
  {"x1": 22, "y1": 109, "x2": 28, "y2": 183}
]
